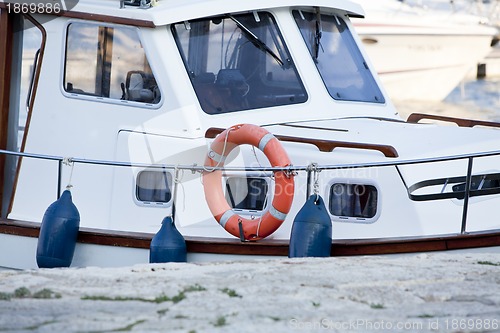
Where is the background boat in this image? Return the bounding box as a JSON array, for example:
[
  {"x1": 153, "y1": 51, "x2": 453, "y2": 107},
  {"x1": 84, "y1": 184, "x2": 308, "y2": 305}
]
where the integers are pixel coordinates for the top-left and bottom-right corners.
[
  {"x1": 407, "y1": 0, "x2": 500, "y2": 27},
  {"x1": 352, "y1": 0, "x2": 498, "y2": 101},
  {"x1": 406, "y1": 0, "x2": 500, "y2": 77}
]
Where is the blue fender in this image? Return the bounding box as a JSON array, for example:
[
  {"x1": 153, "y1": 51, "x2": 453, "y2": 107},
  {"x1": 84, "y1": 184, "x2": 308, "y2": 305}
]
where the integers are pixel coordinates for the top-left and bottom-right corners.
[
  {"x1": 150, "y1": 216, "x2": 187, "y2": 263},
  {"x1": 289, "y1": 195, "x2": 332, "y2": 258},
  {"x1": 36, "y1": 190, "x2": 80, "y2": 268}
]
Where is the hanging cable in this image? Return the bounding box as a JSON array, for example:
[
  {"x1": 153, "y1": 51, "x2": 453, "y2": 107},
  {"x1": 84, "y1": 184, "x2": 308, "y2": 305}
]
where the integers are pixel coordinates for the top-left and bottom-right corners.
[
  {"x1": 311, "y1": 163, "x2": 321, "y2": 203},
  {"x1": 63, "y1": 157, "x2": 75, "y2": 190}
]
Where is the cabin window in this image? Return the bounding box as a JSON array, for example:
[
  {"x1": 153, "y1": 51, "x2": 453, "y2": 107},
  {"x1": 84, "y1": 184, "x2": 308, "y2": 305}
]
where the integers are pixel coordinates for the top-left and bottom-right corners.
[
  {"x1": 172, "y1": 12, "x2": 308, "y2": 114},
  {"x1": 293, "y1": 9, "x2": 385, "y2": 104},
  {"x1": 64, "y1": 23, "x2": 161, "y2": 105},
  {"x1": 136, "y1": 170, "x2": 172, "y2": 205},
  {"x1": 225, "y1": 177, "x2": 269, "y2": 211},
  {"x1": 329, "y1": 183, "x2": 378, "y2": 221}
]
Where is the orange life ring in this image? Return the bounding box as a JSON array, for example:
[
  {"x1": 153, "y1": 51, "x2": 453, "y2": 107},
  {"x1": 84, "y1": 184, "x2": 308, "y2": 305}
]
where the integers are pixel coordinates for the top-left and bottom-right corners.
[{"x1": 203, "y1": 124, "x2": 295, "y2": 241}]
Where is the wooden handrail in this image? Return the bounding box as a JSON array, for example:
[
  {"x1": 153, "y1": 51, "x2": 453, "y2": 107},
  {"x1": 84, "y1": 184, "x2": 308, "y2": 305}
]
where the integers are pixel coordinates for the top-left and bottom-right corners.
[
  {"x1": 205, "y1": 127, "x2": 399, "y2": 158},
  {"x1": 407, "y1": 113, "x2": 500, "y2": 129}
]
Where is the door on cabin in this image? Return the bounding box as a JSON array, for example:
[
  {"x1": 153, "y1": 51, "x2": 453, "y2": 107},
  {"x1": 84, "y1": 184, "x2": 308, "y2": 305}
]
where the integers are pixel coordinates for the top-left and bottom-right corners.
[{"x1": 0, "y1": 10, "x2": 43, "y2": 217}]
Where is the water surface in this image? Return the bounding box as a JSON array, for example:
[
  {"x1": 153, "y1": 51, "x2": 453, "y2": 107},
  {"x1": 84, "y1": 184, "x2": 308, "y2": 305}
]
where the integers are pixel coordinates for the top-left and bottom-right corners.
[{"x1": 395, "y1": 77, "x2": 500, "y2": 121}]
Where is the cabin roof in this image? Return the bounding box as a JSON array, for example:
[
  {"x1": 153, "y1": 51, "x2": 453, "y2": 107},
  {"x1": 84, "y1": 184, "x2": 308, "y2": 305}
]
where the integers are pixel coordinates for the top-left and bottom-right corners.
[{"x1": 30, "y1": 0, "x2": 365, "y2": 27}]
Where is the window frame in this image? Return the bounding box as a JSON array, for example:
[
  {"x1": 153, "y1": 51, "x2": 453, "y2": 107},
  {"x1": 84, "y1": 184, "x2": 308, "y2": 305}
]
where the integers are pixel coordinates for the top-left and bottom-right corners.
[
  {"x1": 292, "y1": 9, "x2": 385, "y2": 104},
  {"x1": 223, "y1": 172, "x2": 272, "y2": 219},
  {"x1": 325, "y1": 178, "x2": 381, "y2": 224},
  {"x1": 134, "y1": 168, "x2": 174, "y2": 208},
  {"x1": 61, "y1": 20, "x2": 163, "y2": 109},
  {"x1": 171, "y1": 11, "x2": 308, "y2": 115}
]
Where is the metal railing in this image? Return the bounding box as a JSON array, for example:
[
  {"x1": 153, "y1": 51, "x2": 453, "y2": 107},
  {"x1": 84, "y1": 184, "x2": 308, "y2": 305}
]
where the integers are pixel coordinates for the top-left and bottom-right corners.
[{"x1": 3, "y1": 146, "x2": 500, "y2": 234}]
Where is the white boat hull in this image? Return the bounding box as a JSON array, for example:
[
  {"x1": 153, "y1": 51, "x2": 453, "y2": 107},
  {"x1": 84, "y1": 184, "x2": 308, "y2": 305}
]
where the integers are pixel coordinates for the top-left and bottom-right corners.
[
  {"x1": 3, "y1": 220, "x2": 500, "y2": 269},
  {"x1": 0, "y1": 0, "x2": 500, "y2": 270}
]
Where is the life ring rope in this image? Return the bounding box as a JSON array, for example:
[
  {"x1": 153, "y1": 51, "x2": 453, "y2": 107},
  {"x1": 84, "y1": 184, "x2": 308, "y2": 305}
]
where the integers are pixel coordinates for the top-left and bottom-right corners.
[
  {"x1": 203, "y1": 128, "x2": 232, "y2": 172},
  {"x1": 203, "y1": 124, "x2": 295, "y2": 241}
]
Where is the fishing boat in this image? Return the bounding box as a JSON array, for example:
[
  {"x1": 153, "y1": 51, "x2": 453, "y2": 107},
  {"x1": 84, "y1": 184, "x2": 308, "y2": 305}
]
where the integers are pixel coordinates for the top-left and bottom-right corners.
[
  {"x1": 1, "y1": 0, "x2": 500, "y2": 269},
  {"x1": 352, "y1": 0, "x2": 498, "y2": 101}
]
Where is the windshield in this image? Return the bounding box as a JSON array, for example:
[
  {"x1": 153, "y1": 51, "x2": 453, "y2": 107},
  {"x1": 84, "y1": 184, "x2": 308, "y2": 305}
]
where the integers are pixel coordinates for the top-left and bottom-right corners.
[
  {"x1": 172, "y1": 12, "x2": 307, "y2": 114},
  {"x1": 293, "y1": 9, "x2": 385, "y2": 104}
]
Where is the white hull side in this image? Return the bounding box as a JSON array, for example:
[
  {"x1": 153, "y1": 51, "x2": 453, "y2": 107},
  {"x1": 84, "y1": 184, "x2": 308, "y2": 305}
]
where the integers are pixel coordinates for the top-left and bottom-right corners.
[
  {"x1": 3, "y1": 230, "x2": 500, "y2": 270},
  {"x1": 0, "y1": 233, "x2": 274, "y2": 270}
]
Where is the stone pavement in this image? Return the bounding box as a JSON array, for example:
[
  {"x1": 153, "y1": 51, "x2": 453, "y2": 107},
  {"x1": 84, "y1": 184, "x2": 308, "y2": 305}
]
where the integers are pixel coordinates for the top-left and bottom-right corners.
[{"x1": 0, "y1": 251, "x2": 499, "y2": 332}]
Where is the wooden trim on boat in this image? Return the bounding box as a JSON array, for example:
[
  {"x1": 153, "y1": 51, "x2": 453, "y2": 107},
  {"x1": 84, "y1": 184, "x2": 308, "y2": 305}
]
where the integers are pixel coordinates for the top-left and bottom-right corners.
[
  {"x1": 58, "y1": 10, "x2": 156, "y2": 28},
  {"x1": 205, "y1": 127, "x2": 399, "y2": 158},
  {"x1": 1, "y1": 219, "x2": 499, "y2": 257},
  {"x1": 0, "y1": 9, "x2": 13, "y2": 215},
  {"x1": 407, "y1": 113, "x2": 500, "y2": 129},
  {"x1": 0, "y1": 3, "x2": 155, "y2": 28}
]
